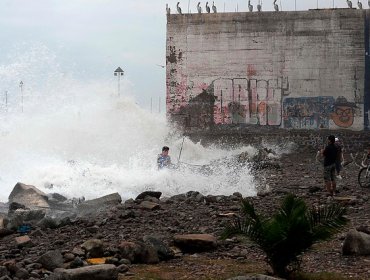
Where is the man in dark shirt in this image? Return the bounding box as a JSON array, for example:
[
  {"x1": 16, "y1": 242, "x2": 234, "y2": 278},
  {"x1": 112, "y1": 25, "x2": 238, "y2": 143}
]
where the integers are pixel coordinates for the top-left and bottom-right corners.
[{"x1": 321, "y1": 135, "x2": 338, "y2": 196}]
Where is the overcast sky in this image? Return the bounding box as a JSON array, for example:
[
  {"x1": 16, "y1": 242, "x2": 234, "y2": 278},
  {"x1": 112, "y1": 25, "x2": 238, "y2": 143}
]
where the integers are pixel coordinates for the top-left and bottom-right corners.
[{"x1": 0, "y1": 0, "x2": 354, "y2": 110}]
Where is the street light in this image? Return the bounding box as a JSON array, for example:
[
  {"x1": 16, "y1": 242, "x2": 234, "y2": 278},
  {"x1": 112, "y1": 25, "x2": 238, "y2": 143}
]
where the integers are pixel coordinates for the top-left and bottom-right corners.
[
  {"x1": 19, "y1": 81, "x2": 24, "y2": 112},
  {"x1": 113, "y1": 67, "x2": 124, "y2": 97}
]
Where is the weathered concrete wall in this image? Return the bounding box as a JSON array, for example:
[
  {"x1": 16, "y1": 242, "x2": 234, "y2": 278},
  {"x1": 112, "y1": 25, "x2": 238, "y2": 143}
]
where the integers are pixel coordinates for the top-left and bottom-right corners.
[{"x1": 166, "y1": 9, "x2": 370, "y2": 131}]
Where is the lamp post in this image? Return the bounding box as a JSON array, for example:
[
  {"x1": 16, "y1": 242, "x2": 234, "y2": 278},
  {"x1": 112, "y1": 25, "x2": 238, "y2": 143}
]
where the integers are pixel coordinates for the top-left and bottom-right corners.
[
  {"x1": 113, "y1": 67, "x2": 124, "y2": 97},
  {"x1": 19, "y1": 81, "x2": 24, "y2": 112}
]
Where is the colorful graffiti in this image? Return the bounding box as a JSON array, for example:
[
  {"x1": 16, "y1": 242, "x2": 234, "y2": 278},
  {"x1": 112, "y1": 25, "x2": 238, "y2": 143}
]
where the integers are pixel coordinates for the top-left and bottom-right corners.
[
  {"x1": 283, "y1": 97, "x2": 335, "y2": 129},
  {"x1": 331, "y1": 96, "x2": 358, "y2": 128}
]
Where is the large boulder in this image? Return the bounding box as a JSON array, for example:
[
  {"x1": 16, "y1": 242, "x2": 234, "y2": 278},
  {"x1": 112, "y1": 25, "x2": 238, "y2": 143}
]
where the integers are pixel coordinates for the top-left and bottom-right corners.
[
  {"x1": 76, "y1": 193, "x2": 121, "y2": 217},
  {"x1": 8, "y1": 183, "x2": 49, "y2": 209},
  {"x1": 6, "y1": 208, "x2": 46, "y2": 230},
  {"x1": 143, "y1": 235, "x2": 174, "y2": 260},
  {"x1": 118, "y1": 241, "x2": 159, "y2": 264},
  {"x1": 342, "y1": 229, "x2": 370, "y2": 256},
  {"x1": 49, "y1": 264, "x2": 118, "y2": 280},
  {"x1": 173, "y1": 234, "x2": 217, "y2": 252}
]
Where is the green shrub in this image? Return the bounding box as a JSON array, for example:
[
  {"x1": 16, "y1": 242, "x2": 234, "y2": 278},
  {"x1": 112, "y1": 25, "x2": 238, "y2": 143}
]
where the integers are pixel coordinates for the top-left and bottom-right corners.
[{"x1": 222, "y1": 194, "x2": 348, "y2": 278}]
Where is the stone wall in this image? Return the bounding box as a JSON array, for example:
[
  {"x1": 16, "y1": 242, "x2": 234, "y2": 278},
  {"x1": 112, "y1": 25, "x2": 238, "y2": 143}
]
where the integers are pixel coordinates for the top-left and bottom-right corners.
[
  {"x1": 187, "y1": 128, "x2": 370, "y2": 154},
  {"x1": 166, "y1": 9, "x2": 370, "y2": 131}
]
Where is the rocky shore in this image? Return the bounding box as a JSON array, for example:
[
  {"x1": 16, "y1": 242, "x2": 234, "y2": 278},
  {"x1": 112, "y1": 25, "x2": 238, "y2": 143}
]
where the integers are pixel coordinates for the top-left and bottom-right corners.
[{"x1": 0, "y1": 146, "x2": 369, "y2": 280}]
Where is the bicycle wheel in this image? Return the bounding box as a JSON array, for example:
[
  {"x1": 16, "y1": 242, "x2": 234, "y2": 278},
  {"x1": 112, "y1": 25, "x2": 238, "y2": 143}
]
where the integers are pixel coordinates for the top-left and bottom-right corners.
[{"x1": 358, "y1": 167, "x2": 370, "y2": 188}]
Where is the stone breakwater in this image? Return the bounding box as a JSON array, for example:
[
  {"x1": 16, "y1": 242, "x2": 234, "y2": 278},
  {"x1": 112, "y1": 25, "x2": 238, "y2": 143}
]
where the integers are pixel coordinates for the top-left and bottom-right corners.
[{"x1": 0, "y1": 146, "x2": 369, "y2": 279}]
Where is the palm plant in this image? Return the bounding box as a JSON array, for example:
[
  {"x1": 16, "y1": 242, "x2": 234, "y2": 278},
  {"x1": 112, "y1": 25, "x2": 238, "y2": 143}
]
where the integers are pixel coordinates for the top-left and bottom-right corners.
[{"x1": 222, "y1": 194, "x2": 348, "y2": 278}]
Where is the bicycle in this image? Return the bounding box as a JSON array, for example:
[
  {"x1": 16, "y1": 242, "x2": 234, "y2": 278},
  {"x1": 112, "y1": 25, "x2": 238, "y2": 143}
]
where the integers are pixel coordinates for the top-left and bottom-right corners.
[{"x1": 358, "y1": 152, "x2": 370, "y2": 188}]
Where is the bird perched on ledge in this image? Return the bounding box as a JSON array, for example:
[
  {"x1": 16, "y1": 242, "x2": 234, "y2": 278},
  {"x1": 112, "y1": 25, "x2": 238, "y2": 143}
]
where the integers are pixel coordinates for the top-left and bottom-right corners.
[
  {"x1": 358, "y1": 0, "x2": 363, "y2": 9},
  {"x1": 206, "y1": 2, "x2": 211, "y2": 13},
  {"x1": 273, "y1": 0, "x2": 279, "y2": 11},
  {"x1": 248, "y1": 0, "x2": 253, "y2": 12},
  {"x1": 166, "y1": 3, "x2": 170, "y2": 15},
  {"x1": 257, "y1": 0, "x2": 262, "y2": 12},
  {"x1": 347, "y1": 0, "x2": 353, "y2": 8},
  {"x1": 212, "y1": 1, "x2": 217, "y2": 13},
  {"x1": 197, "y1": 2, "x2": 202, "y2": 13},
  {"x1": 177, "y1": 2, "x2": 182, "y2": 14}
]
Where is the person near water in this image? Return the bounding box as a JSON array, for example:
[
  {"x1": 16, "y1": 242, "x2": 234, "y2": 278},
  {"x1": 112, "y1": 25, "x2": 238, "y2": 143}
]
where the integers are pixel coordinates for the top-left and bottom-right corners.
[
  {"x1": 321, "y1": 135, "x2": 338, "y2": 197},
  {"x1": 157, "y1": 146, "x2": 172, "y2": 169},
  {"x1": 334, "y1": 137, "x2": 344, "y2": 179}
]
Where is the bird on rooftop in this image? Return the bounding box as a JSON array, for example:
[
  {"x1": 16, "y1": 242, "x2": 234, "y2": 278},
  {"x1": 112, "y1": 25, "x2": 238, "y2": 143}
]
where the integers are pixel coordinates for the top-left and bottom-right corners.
[
  {"x1": 206, "y1": 2, "x2": 211, "y2": 13},
  {"x1": 257, "y1": 0, "x2": 262, "y2": 12},
  {"x1": 273, "y1": 0, "x2": 279, "y2": 11},
  {"x1": 177, "y1": 2, "x2": 182, "y2": 14},
  {"x1": 166, "y1": 3, "x2": 171, "y2": 15},
  {"x1": 197, "y1": 2, "x2": 202, "y2": 13},
  {"x1": 347, "y1": 0, "x2": 353, "y2": 8},
  {"x1": 248, "y1": 0, "x2": 253, "y2": 12},
  {"x1": 358, "y1": 0, "x2": 363, "y2": 9},
  {"x1": 212, "y1": 1, "x2": 217, "y2": 13}
]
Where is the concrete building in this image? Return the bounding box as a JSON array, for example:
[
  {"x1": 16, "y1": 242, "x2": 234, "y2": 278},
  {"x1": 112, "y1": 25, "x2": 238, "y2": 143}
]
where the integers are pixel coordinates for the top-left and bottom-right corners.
[{"x1": 166, "y1": 9, "x2": 370, "y2": 131}]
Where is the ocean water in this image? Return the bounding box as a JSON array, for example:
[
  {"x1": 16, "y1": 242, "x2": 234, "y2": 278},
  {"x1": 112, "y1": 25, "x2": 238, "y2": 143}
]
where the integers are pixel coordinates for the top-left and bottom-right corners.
[{"x1": 0, "y1": 45, "x2": 257, "y2": 202}]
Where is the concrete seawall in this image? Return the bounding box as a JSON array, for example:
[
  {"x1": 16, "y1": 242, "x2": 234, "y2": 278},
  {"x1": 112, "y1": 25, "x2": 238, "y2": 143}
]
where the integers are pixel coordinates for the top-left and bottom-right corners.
[{"x1": 167, "y1": 9, "x2": 370, "y2": 131}]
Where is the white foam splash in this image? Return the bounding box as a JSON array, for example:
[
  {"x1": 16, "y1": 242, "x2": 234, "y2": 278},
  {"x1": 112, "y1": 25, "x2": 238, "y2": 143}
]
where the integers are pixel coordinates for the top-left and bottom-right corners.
[{"x1": 0, "y1": 44, "x2": 257, "y2": 202}]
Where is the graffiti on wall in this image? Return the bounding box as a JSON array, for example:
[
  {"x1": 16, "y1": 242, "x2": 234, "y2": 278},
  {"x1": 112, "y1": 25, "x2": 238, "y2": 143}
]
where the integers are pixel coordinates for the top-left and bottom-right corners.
[
  {"x1": 283, "y1": 97, "x2": 335, "y2": 129},
  {"x1": 283, "y1": 96, "x2": 359, "y2": 129},
  {"x1": 331, "y1": 96, "x2": 358, "y2": 128},
  {"x1": 212, "y1": 76, "x2": 290, "y2": 126}
]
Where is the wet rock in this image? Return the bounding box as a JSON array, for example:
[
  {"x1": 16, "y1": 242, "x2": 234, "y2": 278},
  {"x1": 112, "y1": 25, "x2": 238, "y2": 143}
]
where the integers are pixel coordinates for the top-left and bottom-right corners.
[
  {"x1": 76, "y1": 193, "x2": 122, "y2": 217},
  {"x1": 342, "y1": 229, "x2": 370, "y2": 256},
  {"x1": 37, "y1": 250, "x2": 64, "y2": 271},
  {"x1": 173, "y1": 234, "x2": 217, "y2": 252},
  {"x1": 50, "y1": 264, "x2": 118, "y2": 280},
  {"x1": 135, "y1": 191, "x2": 162, "y2": 200},
  {"x1": 8, "y1": 183, "x2": 49, "y2": 209}
]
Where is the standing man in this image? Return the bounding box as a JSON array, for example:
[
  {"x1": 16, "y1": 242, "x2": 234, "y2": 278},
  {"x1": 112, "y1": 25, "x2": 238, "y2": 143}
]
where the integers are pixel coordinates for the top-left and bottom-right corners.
[
  {"x1": 321, "y1": 135, "x2": 338, "y2": 197},
  {"x1": 157, "y1": 146, "x2": 172, "y2": 169}
]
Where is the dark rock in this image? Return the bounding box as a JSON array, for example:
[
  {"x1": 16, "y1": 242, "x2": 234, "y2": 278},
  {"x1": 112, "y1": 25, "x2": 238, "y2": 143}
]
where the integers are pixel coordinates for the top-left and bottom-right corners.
[
  {"x1": 0, "y1": 266, "x2": 8, "y2": 277},
  {"x1": 135, "y1": 191, "x2": 162, "y2": 200},
  {"x1": 37, "y1": 250, "x2": 64, "y2": 271},
  {"x1": 342, "y1": 229, "x2": 370, "y2": 256},
  {"x1": 81, "y1": 239, "x2": 104, "y2": 258},
  {"x1": 173, "y1": 234, "x2": 217, "y2": 253},
  {"x1": 69, "y1": 257, "x2": 84, "y2": 269},
  {"x1": 143, "y1": 235, "x2": 174, "y2": 260},
  {"x1": 117, "y1": 264, "x2": 129, "y2": 273},
  {"x1": 118, "y1": 241, "x2": 159, "y2": 264},
  {"x1": 76, "y1": 193, "x2": 122, "y2": 217}
]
